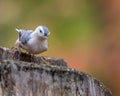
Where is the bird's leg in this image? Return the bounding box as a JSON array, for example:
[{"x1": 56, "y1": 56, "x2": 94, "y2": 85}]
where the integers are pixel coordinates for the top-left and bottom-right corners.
[{"x1": 11, "y1": 46, "x2": 18, "y2": 51}]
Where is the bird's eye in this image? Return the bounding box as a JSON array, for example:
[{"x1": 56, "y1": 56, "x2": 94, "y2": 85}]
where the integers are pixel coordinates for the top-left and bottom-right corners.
[{"x1": 40, "y1": 30, "x2": 42, "y2": 33}]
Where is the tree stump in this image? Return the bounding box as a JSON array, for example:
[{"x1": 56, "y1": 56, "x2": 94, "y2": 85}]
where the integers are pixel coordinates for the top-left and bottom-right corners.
[{"x1": 0, "y1": 47, "x2": 112, "y2": 96}]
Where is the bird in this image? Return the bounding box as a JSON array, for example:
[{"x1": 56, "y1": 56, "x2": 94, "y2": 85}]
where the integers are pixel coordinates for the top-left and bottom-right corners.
[{"x1": 15, "y1": 25, "x2": 50, "y2": 54}]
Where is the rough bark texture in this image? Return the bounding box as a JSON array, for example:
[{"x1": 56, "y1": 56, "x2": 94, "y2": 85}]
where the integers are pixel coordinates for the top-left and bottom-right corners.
[
  {"x1": 0, "y1": 47, "x2": 112, "y2": 96},
  {"x1": 0, "y1": 47, "x2": 67, "y2": 67}
]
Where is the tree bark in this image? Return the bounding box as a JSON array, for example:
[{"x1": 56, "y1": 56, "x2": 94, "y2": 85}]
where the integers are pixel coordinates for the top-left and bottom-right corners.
[{"x1": 0, "y1": 47, "x2": 112, "y2": 96}]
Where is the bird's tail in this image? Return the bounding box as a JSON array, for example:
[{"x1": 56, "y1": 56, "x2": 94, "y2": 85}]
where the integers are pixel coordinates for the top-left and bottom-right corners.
[
  {"x1": 15, "y1": 28, "x2": 23, "y2": 41},
  {"x1": 15, "y1": 28, "x2": 21, "y2": 33}
]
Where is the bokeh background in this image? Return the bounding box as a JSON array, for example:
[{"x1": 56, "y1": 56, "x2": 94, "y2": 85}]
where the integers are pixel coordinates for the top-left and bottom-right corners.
[{"x1": 0, "y1": 0, "x2": 120, "y2": 95}]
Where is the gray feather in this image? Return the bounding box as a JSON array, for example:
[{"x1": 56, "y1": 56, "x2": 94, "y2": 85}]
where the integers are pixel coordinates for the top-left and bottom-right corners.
[
  {"x1": 42, "y1": 26, "x2": 49, "y2": 34},
  {"x1": 16, "y1": 28, "x2": 33, "y2": 45}
]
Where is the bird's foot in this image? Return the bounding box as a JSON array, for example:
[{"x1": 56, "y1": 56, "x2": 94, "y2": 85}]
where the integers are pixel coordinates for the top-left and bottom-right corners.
[
  {"x1": 11, "y1": 46, "x2": 21, "y2": 52},
  {"x1": 11, "y1": 46, "x2": 16, "y2": 51}
]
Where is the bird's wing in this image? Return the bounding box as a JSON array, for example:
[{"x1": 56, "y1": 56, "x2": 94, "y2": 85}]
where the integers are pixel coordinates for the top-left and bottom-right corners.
[{"x1": 16, "y1": 28, "x2": 33, "y2": 45}]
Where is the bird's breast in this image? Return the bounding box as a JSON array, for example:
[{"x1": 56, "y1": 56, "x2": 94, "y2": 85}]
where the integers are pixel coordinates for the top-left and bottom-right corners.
[{"x1": 27, "y1": 38, "x2": 48, "y2": 54}]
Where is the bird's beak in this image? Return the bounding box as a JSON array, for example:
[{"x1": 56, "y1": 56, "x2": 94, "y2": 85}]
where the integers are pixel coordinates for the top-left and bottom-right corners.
[
  {"x1": 44, "y1": 32, "x2": 50, "y2": 37},
  {"x1": 48, "y1": 32, "x2": 50, "y2": 36}
]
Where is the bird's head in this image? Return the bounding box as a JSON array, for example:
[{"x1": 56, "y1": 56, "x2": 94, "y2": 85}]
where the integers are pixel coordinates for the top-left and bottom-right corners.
[{"x1": 34, "y1": 26, "x2": 50, "y2": 39}]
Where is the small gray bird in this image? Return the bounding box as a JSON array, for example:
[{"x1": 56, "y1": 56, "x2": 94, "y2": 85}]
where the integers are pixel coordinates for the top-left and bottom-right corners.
[{"x1": 15, "y1": 25, "x2": 50, "y2": 54}]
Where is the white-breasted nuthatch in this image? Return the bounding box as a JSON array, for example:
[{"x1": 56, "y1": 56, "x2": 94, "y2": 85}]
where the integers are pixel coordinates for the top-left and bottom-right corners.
[{"x1": 15, "y1": 25, "x2": 50, "y2": 54}]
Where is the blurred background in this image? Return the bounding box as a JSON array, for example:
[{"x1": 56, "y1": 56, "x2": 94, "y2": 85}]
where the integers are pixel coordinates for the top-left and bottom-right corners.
[{"x1": 0, "y1": 0, "x2": 120, "y2": 95}]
